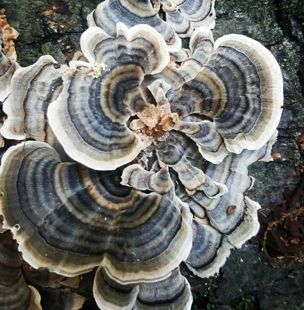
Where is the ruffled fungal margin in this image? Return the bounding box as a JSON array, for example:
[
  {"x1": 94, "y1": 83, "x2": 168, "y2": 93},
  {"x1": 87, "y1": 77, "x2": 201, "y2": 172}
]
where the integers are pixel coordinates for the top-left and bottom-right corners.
[
  {"x1": 0, "y1": 231, "x2": 41, "y2": 310},
  {"x1": 1, "y1": 55, "x2": 67, "y2": 143},
  {"x1": 167, "y1": 33, "x2": 283, "y2": 158},
  {"x1": 48, "y1": 24, "x2": 170, "y2": 170},
  {"x1": 161, "y1": 0, "x2": 216, "y2": 37},
  {"x1": 93, "y1": 267, "x2": 192, "y2": 310},
  {"x1": 87, "y1": 0, "x2": 181, "y2": 53},
  {"x1": 0, "y1": 141, "x2": 192, "y2": 283},
  {"x1": 183, "y1": 134, "x2": 277, "y2": 277}
]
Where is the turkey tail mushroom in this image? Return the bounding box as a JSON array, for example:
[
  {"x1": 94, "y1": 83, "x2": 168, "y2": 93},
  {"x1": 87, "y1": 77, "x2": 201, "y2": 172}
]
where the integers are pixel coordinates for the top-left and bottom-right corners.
[
  {"x1": 185, "y1": 137, "x2": 277, "y2": 277},
  {"x1": 168, "y1": 34, "x2": 283, "y2": 158},
  {"x1": 0, "y1": 231, "x2": 41, "y2": 310},
  {"x1": 87, "y1": 0, "x2": 181, "y2": 54},
  {"x1": 93, "y1": 267, "x2": 192, "y2": 310},
  {"x1": 1, "y1": 55, "x2": 67, "y2": 143},
  {"x1": 0, "y1": 141, "x2": 192, "y2": 283},
  {"x1": 48, "y1": 24, "x2": 170, "y2": 170}
]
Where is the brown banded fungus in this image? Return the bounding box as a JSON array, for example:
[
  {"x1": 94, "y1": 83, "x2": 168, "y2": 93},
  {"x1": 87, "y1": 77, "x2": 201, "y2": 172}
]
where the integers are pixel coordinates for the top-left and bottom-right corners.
[{"x1": 0, "y1": 231, "x2": 41, "y2": 310}]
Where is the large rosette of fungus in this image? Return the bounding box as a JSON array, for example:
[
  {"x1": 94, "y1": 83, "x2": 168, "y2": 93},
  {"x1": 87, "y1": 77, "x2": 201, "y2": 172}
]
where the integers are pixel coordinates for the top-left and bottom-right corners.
[
  {"x1": 0, "y1": 1, "x2": 285, "y2": 308},
  {"x1": 87, "y1": 0, "x2": 182, "y2": 54},
  {"x1": 160, "y1": 0, "x2": 216, "y2": 37},
  {"x1": 0, "y1": 141, "x2": 192, "y2": 283},
  {"x1": 93, "y1": 267, "x2": 192, "y2": 310},
  {"x1": 0, "y1": 231, "x2": 41, "y2": 310}
]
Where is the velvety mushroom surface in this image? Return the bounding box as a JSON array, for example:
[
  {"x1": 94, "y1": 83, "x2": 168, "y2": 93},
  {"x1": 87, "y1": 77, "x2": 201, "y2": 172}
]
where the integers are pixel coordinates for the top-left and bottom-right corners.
[
  {"x1": 0, "y1": 141, "x2": 192, "y2": 283},
  {"x1": 93, "y1": 267, "x2": 192, "y2": 310},
  {"x1": 0, "y1": 231, "x2": 41, "y2": 310}
]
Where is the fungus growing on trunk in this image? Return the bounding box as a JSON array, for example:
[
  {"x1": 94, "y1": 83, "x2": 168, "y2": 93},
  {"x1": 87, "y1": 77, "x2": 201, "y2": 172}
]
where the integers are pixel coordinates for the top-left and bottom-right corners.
[{"x1": 0, "y1": 0, "x2": 284, "y2": 309}]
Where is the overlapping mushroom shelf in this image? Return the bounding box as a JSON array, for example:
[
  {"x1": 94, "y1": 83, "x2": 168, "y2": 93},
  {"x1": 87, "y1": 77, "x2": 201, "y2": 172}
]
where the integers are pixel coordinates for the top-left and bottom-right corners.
[{"x1": 0, "y1": 1, "x2": 283, "y2": 308}]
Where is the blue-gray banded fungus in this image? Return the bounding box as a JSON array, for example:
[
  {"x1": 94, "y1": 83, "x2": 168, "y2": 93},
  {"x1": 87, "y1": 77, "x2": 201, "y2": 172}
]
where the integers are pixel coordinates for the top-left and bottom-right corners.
[
  {"x1": 0, "y1": 0, "x2": 284, "y2": 309},
  {"x1": 48, "y1": 24, "x2": 170, "y2": 170},
  {"x1": 87, "y1": 0, "x2": 181, "y2": 53},
  {"x1": 0, "y1": 141, "x2": 192, "y2": 282}
]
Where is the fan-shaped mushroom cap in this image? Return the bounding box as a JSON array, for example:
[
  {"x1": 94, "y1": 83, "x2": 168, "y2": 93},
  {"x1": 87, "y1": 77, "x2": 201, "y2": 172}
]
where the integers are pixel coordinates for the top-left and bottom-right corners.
[
  {"x1": 48, "y1": 24, "x2": 170, "y2": 170},
  {"x1": 87, "y1": 0, "x2": 181, "y2": 53},
  {"x1": 162, "y1": 0, "x2": 216, "y2": 38},
  {"x1": 0, "y1": 231, "x2": 41, "y2": 310},
  {"x1": 0, "y1": 141, "x2": 192, "y2": 283},
  {"x1": 184, "y1": 136, "x2": 277, "y2": 277},
  {"x1": 1, "y1": 55, "x2": 67, "y2": 142},
  {"x1": 0, "y1": 50, "x2": 18, "y2": 103},
  {"x1": 167, "y1": 34, "x2": 283, "y2": 157},
  {"x1": 93, "y1": 267, "x2": 192, "y2": 310}
]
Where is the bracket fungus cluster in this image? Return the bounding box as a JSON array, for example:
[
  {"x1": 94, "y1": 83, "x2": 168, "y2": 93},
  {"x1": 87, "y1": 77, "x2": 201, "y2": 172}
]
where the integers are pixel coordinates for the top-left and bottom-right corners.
[{"x1": 0, "y1": 0, "x2": 283, "y2": 309}]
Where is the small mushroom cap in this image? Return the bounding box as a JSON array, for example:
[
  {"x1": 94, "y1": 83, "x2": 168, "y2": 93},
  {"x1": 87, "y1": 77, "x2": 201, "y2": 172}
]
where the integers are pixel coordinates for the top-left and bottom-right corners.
[
  {"x1": 0, "y1": 141, "x2": 192, "y2": 283},
  {"x1": 93, "y1": 267, "x2": 192, "y2": 310},
  {"x1": 167, "y1": 34, "x2": 283, "y2": 156},
  {"x1": 1, "y1": 55, "x2": 66, "y2": 142},
  {"x1": 87, "y1": 0, "x2": 181, "y2": 53},
  {"x1": 48, "y1": 24, "x2": 170, "y2": 170},
  {"x1": 0, "y1": 231, "x2": 41, "y2": 310}
]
